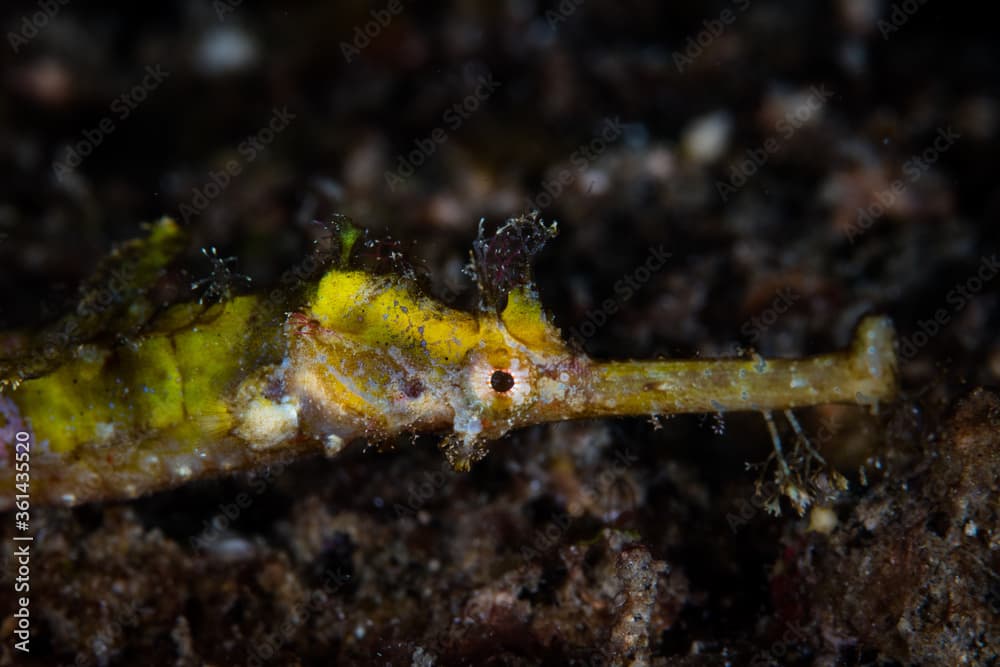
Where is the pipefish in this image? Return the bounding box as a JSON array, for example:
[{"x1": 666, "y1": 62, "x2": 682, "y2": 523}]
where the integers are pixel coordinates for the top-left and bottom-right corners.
[{"x1": 0, "y1": 215, "x2": 897, "y2": 511}]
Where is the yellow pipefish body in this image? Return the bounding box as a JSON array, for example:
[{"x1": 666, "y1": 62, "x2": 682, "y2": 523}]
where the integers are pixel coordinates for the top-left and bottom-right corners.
[{"x1": 0, "y1": 216, "x2": 898, "y2": 508}]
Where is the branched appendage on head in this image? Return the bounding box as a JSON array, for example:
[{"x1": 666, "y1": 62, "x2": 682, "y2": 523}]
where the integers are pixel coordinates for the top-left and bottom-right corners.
[
  {"x1": 276, "y1": 215, "x2": 583, "y2": 470},
  {"x1": 280, "y1": 279, "x2": 586, "y2": 470},
  {"x1": 191, "y1": 246, "x2": 252, "y2": 304}
]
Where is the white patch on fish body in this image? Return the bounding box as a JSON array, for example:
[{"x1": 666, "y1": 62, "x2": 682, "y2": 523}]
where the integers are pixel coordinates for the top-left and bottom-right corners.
[
  {"x1": 236, "y1": 394, "x2": 300, "y2": 451},
  {"x1": 323, "y1": 433, "x2": 346, "y2": 457}
]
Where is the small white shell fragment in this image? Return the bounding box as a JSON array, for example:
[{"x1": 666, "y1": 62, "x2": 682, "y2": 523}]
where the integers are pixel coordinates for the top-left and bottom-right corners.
[
  {"x1": 324, "y1": 433, "x2": 346, "y2": 457},
  {"x1": 238, "y1": 395, "x2": 300, "y2": 451},
  {"x1": 809, "y1": 506, "x2": 838, "y2": 534}
]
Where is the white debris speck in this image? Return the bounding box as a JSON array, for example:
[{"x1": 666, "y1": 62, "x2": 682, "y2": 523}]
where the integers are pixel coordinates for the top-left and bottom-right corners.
[
  {"x1": 324, "y1": 433, "x2": 346, "y2": 457},
  {"x1": 195, "y1": 27, "x2": 259, "y2": 76},
  {"x1": 411, "y1": 646, "x2": 436, "y2": 667},
  {"x1": 808, "y1": 506, "x2": 838, "y2": 534},
  {"x1": 453, "y1": 413, "x2": 483, "y2": 436},
  {"x1": 580, "y1": 168, "x2": 610, "y2": 196},
  {"x1": 754, "y1": 355, "x2": 768, "y2": 373},
  {"x1": 210, "y1": 536, "x2": 257, "y2": 562},
  {"x1": 681, "y1": 111, "x2": 732, "y2": 165},
  {"x1": 238, "y1": 395, "x2": 300, "y2": 450}
]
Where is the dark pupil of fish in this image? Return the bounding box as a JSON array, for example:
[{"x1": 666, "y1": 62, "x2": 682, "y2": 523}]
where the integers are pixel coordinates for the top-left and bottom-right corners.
[
  {"x1": 490, "y1": 370, "x2": 515, "y2": 393},
  {"x1": 403, "y1": 377, "x2": 424, "y2": 399}
]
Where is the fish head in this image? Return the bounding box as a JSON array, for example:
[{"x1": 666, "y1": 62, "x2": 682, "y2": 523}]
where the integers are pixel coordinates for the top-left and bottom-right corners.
[
  {"x1": 284, "y1": 269, "x2": 585, "y2": 467},
  {"x1": 443, "y1": 285, "x2": 586, "y2": 468}
]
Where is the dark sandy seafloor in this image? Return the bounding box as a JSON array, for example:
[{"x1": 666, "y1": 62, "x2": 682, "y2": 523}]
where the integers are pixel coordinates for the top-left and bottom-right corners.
[{"x1": 0, "y1": 1, "x2": 998, "y2": 665}]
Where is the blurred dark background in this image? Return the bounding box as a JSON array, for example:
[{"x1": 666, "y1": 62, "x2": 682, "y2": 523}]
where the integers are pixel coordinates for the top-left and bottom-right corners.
[{"x1": 1, "y1": 1, "x2": 998, "y2": 665}]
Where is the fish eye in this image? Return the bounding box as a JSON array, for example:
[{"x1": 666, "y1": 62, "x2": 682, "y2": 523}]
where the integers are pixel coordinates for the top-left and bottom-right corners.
[
  {"x1": 490, "y1": 369, "x2": 515, "y2": 393},
  {"x1": 403, "y1": 377, "x2": 424, "y2": 398},
  {"x1": 467, "y1": 354, "x2": 533, "y2": 408}
]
